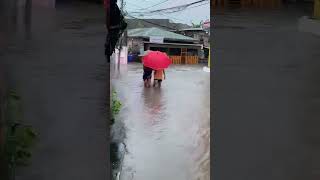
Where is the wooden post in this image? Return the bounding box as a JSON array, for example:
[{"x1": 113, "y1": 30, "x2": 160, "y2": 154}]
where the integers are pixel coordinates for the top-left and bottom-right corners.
[
  {"x1": 212, "y1": 0, "x2": 217, "y2": 14},
  {"x1": 208, "y1": 47, "x2": 210, "y2": 68},
  {"x1": 314, "y1": 0, "x2": 320, "y2": 19}
]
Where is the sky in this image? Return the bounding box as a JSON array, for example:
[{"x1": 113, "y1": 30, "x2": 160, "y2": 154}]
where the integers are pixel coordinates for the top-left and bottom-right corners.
[{"x1": 122, "y1": 0, "x2": 210, "y2": 25}]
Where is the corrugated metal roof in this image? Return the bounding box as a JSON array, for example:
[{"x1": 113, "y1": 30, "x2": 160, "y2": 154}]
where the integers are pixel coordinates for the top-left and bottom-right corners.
[
  {"x1": 128, "y1": 27, "x2": 196, "y2": 42},
  {"x1": 178, "y1": 27, "x2": 204, "y2": 31}
]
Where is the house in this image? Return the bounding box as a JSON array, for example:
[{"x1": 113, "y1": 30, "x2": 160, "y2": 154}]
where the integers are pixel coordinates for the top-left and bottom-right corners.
[
  {"x1": 174, "y1": 27, "x2": 210, "y2": 48},
  {"x1": 125, "y1": 19, "x2": 190, "y2": 31},
  {"x1": 173, "y1": 27, "x2": 210, "y2": 62},
  {"x1": 127, "y1": 27, "x2": 203, "y2": 64}
]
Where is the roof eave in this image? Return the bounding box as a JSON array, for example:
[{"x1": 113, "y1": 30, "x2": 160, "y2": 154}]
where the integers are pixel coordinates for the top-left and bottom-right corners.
[{"x1": 127, "y1": 36, "x2": 196, "y2": 42}]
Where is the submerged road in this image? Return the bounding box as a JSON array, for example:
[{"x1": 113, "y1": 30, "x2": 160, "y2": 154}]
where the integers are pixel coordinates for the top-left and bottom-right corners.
[{"x1": 111, "y1": 63, "x2": 210, "y2": 180}]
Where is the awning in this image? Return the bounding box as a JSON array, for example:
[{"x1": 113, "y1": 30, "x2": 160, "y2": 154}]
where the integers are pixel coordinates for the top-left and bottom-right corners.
[{"x1": 143, "y1": 42, "x2": 202, "y2": 47}]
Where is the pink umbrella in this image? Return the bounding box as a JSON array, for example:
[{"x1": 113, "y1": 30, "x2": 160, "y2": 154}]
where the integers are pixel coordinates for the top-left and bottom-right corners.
[{"x1": 142, "y1": 51, "x2": 171, "y2": 70}]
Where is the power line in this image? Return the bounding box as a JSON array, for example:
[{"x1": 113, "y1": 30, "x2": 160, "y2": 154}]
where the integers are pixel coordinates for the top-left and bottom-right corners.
[
  {"x1": 126, "y1": 14, "x2": 179, "y2": 31},
  {"x1": 140, "y1": 0, "x2": 209, "y2": 14},
  {"x1": 129, "y1": 1, "x2": 209, "y2": 15},
  {"x1": 139, "y1": 0, "x2": 170, "y2": 10},
  {"x1": 185, "y1": 1, "x2": 209, "y2": 10},
  {"x1": 138, "y1": 12, "x2": 186, "y2": 23},
  {"x1": 125, "y1": 1, "x2": 186, "y2": 22},
  {"x1": 154, "y1": 1, "x2": 209, "y2": 14},
  {"x1": 184, "y1": 2, "x2": 210, "y2": 9}
]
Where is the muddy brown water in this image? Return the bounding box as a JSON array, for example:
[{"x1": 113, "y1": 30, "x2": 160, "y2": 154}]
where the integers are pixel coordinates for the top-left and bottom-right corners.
[{"x1": 111, "y1": 63, "x2": 210, "y2": 180}]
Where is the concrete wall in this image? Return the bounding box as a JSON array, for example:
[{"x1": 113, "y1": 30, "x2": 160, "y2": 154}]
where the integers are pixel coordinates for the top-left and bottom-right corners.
[{"x1": 127, "y1": 37, "x2": 144, "y2": 54}]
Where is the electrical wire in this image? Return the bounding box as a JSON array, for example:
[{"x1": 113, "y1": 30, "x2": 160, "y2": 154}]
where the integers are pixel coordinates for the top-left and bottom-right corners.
[
  {"x1": 146, "y1": 0, "x2": 208, "y2": 13},
  {"x1": 125, "y1": 1, "x2": 186, "y2": 23},
  {"x1": 139, "y1": 0, "x2": 171, "y2": 10},
  {"x1": 129, "y1": 0, "x2": 209, "y2": 14},
  {"x1": 126, "y1": 14, "x2": 179, "y2": 31},
  {"x1": 129, "y1": 1, "x2": 208, "y2": 15},
  {"x1": 125, "y1": 0, "x2": 209, "y2": 28}
]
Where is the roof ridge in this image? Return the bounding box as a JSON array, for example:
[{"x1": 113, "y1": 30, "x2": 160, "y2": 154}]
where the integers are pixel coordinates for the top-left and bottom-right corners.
[{"x1": 128, "y1": 27, "x2": 196, "y2": 41}]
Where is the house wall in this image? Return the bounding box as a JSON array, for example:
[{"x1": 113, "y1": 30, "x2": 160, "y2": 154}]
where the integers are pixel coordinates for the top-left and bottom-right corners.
[
  {"x1": 145, "y1": 43, "x2": 201, "y2": 57},
  {"x1": 177, "y1": 31, "x2": 210, "y2": 48},
  {"x1": 127, "y1": 37, "x2": 144, "y2": 54},
  {"x1": 128, "y1": 37, "x2": 202, "y2": 57}
]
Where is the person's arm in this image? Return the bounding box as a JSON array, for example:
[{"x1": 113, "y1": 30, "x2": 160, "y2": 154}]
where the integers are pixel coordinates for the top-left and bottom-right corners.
[{"x1": 163, "y1": 70, "x2": 166, "y2": 79}]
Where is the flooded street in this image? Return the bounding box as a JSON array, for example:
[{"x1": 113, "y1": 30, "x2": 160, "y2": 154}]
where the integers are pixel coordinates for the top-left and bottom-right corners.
[{"x1": 111, "y1": 63, "x2": 210, "y2": 180}]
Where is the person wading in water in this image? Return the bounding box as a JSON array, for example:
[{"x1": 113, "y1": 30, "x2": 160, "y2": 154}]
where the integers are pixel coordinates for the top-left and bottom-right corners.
[
  {"x1": 143, "y1": 66, "x2": 153, "y2": 87},
  {"x1": 153, "y1": 69, "x2": 166, "y2": 87}
]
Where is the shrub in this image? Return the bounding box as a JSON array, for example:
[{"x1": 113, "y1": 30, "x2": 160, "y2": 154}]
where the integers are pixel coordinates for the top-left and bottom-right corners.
[{"x1": 111, "y1": 91, "x2": 122, "y2": 125}]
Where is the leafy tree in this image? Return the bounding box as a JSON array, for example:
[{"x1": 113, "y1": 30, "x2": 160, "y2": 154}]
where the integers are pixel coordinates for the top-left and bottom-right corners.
[{"x1": 191, "y1": 21, "x2": 203, "y2": 28}]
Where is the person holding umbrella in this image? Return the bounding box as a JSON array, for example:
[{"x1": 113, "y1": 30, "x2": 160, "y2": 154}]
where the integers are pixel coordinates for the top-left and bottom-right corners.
[{"x1": 142, "y1": 50, "x2": 171, "y2": 88}]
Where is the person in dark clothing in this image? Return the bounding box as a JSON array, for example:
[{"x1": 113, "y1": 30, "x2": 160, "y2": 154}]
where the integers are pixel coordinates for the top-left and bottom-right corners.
[{"x1": 143, "y1": 66, "x2": 153, "y2": 87}]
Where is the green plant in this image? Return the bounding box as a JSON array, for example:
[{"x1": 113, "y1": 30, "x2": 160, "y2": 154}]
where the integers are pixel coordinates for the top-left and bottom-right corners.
[
  {"x1": 5, "y1": 90, "x2": 38, "y2": 179},
  {"x1": 111, "y1": 91, "x2": 122, "y2": 125},
  {"x1": 7, "y1": 125, "x2": 37, "y2": 166},
  {"x1": 191, "y1": 21, "x2": 203, "y2": 28}
]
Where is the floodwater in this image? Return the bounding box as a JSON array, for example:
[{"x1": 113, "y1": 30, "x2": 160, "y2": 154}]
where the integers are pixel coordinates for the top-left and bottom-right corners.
[{"x1": 111, "y1": 63, "x2": 210, "y2": 180}]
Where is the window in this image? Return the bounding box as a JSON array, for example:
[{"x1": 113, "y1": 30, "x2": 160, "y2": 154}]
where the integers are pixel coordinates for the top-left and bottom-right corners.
[
  {"x1": 187, "y1": 49, "x2": 198, "y2": 56},
  {"x1": 168, "y1": 48, "x2": 181, "y2": 56},
  {"x1": 149, "y1": 47, "x2": 168, "y2": 53}
]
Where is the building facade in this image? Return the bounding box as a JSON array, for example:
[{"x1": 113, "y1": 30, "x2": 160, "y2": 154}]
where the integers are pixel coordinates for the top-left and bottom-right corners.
[{"x1": 128, "y1": 27, "x2": 203, "y2": 64}]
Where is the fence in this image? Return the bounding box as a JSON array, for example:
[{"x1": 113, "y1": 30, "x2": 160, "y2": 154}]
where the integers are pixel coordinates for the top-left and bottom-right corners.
[
  {"x1": 186, "y1": 56, "x2": 199, "y2": 64},
  {"x1": 170, "y1": 56, "x2": 199, "y2": 64},
  {"x1": 170, "y1": 56, "x2": 182, "y2": 64}
]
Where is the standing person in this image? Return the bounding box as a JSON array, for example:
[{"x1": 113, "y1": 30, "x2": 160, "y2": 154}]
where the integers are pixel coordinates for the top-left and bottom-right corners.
[
  {"x1": 143, "y1": 66, "x2": 153, "y2": 87},
  {"x1": 153, "y1": 69, "x2": 166, "y2": 87}
]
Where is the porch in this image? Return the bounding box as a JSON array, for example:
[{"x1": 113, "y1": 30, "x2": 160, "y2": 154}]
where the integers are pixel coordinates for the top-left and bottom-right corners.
[{"x1": 144, "y1": 42, "x2": 203, "y2": 65}]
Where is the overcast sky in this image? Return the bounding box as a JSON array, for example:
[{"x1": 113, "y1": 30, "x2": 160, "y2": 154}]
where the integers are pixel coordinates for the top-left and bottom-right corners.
[{"x1": 122, "y1": 0, "x2": 210, "y2": 25}]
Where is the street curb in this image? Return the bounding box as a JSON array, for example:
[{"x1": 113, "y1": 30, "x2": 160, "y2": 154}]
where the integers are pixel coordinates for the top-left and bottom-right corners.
[{"x1": 298, "y1": 16, "x2": 320, "y2": 36}]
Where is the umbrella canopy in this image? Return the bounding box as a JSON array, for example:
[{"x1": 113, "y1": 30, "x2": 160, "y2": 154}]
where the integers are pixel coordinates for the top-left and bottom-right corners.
[{"x1": 142, "y1": 51, "x2": 171, "y2": 70}]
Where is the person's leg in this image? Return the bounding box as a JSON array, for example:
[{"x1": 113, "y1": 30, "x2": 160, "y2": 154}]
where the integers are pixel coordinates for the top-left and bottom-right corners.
[
  {"x1": 144, "y1": 77, "x2": 148, "y2": 87},
  {"x1": 153, "y1": 79, "x2": 156, "y2": 87},
  {"x1": 148, "y1": 78, "x2": 152, "y2": 87},
  {"x1": 158, "y1": 80, "x2": 162, "y2": 87}
]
